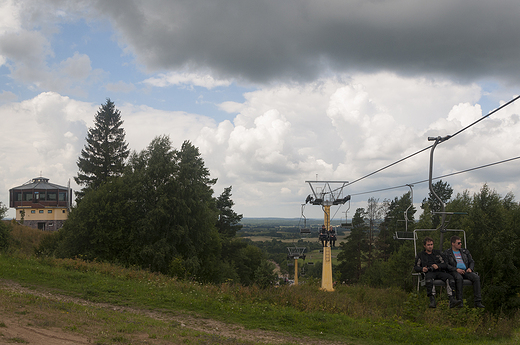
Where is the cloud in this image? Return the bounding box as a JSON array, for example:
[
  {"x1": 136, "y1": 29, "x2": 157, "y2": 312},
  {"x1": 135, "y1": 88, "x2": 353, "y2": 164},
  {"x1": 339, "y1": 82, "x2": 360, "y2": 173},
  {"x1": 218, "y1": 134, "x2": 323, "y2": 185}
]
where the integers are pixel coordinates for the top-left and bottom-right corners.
[
  {"x1": 191, "y1": 74, "x2": 520, "y2": 218},
  {"x1": 60, "y1": 52, "x2": 92, "y2": 80},
  {"x1": 143, "y1": 71, "x2": 232, "y2": 89},
  {"x1": 0, "y1": 0, "x2": 21, "y2": 34},
  {"x1": 90, "y1": 0, "x2": 520, "y2": 85},
  {"x1": 105, "y1": 81, "x2": 136, "y2": 93},
  {"x1": 0, "y1": 91, "x2": 17, "y2": 102},
  {"x1": 0, "y1": 92, "x2": 96, "y2": 214},
  {"x1": 2, "y1": 76, "x2": 520, "y2": 219}
]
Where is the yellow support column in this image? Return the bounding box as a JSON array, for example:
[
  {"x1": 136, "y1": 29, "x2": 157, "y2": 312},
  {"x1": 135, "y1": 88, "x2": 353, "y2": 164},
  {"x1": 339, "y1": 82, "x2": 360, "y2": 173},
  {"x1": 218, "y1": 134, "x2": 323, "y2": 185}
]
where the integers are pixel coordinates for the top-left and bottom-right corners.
[
  {"x1": 321, "y1": 246, "x2": 334, "y2": 291},
  {"x1": 321, "y1": 204, "x2": 334, "y2": 291},
  {"x1": 294, "y1": 258, "x2": 298, "y2": 285}
]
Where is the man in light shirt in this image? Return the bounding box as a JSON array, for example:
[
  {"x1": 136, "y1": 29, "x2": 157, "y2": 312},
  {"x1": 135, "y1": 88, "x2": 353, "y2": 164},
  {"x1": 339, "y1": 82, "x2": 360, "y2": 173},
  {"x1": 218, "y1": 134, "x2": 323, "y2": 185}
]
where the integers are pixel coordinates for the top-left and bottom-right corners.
[{"x1": 444, "y1": 235, "x2": 485, "y2": 308}]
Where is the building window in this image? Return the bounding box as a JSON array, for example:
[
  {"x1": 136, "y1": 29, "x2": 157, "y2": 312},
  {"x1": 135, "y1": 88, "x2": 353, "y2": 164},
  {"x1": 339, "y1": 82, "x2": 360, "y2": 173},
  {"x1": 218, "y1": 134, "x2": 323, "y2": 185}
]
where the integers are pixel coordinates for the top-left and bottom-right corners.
[
  {"x1": 47, "y1": 210, "x2": 52, "y2": 214},
  {"x1": 39, "y1": 210, "x2": 44, "y2": 214},
  {"x1": 31, "y1": 210, "x2": 35, "y2": 214},
  {"x1": 62, "y1": 210, "x2": 66, "y2": 213},
  {"x1": 59, "y1": 192, "x2": 67, "y2": 201},
  {"x1": 47, "y1": 192, "x2": 57, "y2": 201}
]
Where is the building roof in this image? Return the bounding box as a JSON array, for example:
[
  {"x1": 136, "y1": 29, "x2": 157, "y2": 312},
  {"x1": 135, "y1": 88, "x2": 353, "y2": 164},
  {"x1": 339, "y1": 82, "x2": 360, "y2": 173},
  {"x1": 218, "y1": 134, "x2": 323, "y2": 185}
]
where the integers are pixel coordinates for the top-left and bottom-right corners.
[{"x1": 10, "y1": 177, "x2": 69, "y2": 191}]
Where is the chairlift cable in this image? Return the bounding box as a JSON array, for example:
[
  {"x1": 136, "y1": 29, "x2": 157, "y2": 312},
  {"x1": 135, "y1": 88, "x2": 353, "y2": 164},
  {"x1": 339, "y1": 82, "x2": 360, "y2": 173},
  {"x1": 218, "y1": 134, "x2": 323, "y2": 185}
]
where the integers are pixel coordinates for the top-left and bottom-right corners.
[
  {"x1": 350, "y1": 154, "x2": 520, "y2": 197},
  {"x1": 335, "y1": 94, "x2": 520, "y2": 192}
]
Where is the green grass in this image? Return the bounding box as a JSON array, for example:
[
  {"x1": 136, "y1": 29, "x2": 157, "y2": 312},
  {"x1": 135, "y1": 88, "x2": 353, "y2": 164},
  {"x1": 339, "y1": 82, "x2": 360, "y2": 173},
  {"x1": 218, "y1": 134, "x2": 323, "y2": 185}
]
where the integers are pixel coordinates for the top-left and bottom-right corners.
[{"x1": 0, "y1": 254, "x2": 518, "y2": 344}]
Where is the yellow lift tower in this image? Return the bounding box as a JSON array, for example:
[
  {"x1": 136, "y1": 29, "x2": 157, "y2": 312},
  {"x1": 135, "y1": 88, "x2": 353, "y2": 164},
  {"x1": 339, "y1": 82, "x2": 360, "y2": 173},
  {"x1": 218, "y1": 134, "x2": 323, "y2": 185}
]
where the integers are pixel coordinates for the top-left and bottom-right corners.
[{"x1": 304, "y1": 180, "x2": 350, "y2": 291}]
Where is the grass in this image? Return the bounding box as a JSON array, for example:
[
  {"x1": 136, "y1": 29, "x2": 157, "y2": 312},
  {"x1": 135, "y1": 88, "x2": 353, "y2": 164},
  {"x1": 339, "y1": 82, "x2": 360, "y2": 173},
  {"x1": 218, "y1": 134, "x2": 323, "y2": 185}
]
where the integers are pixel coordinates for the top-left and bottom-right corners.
[
  {"x1": 1, "y1": 223, "x2": 518, "y2": 344},
  {"x1": 0, "y1": 254, "x2": 518, "y2": 344},
  {"x1": 0, "y1": 288, "x2": 253, "y2": 344}
]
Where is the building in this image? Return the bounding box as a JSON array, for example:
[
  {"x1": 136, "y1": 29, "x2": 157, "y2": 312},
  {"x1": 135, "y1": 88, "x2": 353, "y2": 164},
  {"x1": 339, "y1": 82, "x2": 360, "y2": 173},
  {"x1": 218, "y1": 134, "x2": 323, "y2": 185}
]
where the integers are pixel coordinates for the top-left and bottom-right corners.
[{"x1": 9, "y1": 177, "x2": 72, "y2": 231}]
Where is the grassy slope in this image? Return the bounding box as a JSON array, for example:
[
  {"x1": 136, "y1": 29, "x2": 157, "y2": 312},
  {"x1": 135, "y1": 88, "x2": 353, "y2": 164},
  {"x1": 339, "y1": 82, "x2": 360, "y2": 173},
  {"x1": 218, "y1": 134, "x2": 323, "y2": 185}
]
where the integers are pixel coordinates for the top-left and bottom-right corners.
[{"x1": 0, "y1": 255, "x2": 518, "y2": 345}]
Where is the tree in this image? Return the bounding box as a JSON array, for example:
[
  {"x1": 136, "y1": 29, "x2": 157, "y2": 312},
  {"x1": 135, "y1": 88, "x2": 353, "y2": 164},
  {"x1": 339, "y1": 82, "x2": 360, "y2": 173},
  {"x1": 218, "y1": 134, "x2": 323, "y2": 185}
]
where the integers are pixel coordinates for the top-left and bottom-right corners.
[
  {"x1": 55, "y1": 177, "x2": 136, "y2": 263},
  {"x1": 216, "y1": 186, "x2": 243, "y2": 238},
  {"x1": 254, "y1": 260, "x2": 278, "y2": 288},
  {"x1": 464, "y1": 185, "x2": 520, "y2": 312},
  {"x1": 336, "y1": 208, "x2": 369, "y2": 283},
  {"x1": 55, "y1": 136, "x2": 227, "y2": 283},
  {"x1": 366, "y1": 197, "x2": 387, "y2": 266},
  {"x1": 422, "y1": 180, "x2": 453, "y2": 228},
  {"x1": 75, "y1": 98, "x2": 129, "y2": 201},
  {"x1": 376, "y1": 192, "x2": 416, "y2": 260}
]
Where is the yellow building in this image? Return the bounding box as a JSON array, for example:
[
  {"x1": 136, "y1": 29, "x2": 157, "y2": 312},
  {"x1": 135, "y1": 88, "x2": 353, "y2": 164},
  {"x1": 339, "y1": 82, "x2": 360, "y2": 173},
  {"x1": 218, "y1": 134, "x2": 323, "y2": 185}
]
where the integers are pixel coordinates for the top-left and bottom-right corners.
[{"x1": 9, "y1": 177, "x2": 72, "y2": 231}]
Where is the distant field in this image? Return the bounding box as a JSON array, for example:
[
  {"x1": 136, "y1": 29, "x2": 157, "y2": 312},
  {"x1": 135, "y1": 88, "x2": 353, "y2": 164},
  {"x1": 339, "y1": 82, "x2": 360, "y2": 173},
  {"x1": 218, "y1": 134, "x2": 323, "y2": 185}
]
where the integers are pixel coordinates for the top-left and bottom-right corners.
[
  {"x1": 241, "y1": 232, "x2": 350, "y2": 243},
  {"x1": 241, "y1": 236, "x2": 297, "y2": 243}
]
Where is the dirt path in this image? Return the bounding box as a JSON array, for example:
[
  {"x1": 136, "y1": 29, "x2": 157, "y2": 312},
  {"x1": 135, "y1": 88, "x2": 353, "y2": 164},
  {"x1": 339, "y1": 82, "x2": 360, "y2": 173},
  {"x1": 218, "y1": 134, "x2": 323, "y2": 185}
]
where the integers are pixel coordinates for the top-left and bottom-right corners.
[{"x1": 0, "y1": 280, "x2": 346, "y2": 345}]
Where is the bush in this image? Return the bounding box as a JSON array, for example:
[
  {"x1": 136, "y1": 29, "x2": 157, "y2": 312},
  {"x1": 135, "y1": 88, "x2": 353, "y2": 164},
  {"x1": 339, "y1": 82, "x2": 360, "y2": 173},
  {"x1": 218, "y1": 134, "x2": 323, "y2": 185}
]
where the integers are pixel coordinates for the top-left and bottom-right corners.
[{"x1": 0, "y1": 221, "x2": 11, "y2": 251}]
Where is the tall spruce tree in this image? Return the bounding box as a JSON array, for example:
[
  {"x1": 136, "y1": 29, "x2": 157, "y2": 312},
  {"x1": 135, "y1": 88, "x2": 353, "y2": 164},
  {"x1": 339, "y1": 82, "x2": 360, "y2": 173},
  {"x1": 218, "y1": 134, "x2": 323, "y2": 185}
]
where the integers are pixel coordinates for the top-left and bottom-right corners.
[{"x1": 75, "y1": 99, "x2": 129, "y2": 200}]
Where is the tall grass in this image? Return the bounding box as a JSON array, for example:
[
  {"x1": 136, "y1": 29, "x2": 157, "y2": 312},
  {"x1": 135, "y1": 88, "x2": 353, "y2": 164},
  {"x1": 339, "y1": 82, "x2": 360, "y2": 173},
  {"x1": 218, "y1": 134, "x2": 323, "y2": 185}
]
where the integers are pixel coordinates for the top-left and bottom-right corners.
[{"x1": 7, "y1": 221, "x2": 54, "y2": 257}]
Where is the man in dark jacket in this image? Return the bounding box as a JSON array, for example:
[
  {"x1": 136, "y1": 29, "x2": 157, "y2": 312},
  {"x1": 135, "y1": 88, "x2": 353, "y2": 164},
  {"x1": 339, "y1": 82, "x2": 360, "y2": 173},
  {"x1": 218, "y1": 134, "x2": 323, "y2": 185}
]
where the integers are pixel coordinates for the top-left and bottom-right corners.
[
  {"x1": 414, "y1": 236, "x2": 461, "y2": 308},
  {"x1": 444, "y1": 235, "x2": 485, "y2": 308}
]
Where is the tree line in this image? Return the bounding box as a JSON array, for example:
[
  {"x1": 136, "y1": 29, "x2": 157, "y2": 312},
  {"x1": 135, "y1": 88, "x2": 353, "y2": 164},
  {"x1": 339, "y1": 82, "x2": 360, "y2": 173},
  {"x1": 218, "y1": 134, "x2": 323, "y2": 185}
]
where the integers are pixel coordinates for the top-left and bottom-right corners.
[
  {"x1": 335, "y1": 180, "x2": 520, "y2": 313},
  {"x1": 37, "y1": 99, "x2": 277, "y2": 287}
]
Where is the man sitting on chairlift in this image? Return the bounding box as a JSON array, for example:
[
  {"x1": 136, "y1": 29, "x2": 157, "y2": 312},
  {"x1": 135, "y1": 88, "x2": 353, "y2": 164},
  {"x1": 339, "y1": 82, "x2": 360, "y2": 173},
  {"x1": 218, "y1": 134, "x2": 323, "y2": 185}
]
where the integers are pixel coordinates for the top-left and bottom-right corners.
[
  {"x1": 328, "y1": 226, "x2": 337, "y2": 248},
  {"x1": 414, "y1": 236, "x2": 461, "y2": 308},
  {"x1": 319, "y1": 225, "x2": 328, "y2": 247},
  {"x1": 444, "y1": 235, "x2": 485, "y2": 308}
]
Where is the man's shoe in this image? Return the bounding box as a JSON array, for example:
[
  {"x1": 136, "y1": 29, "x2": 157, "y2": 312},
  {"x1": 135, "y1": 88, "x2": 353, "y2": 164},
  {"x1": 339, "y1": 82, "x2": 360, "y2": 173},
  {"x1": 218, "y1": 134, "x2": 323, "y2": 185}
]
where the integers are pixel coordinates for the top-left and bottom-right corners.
[
  {"x1": 475, "y1": 302, "x2": 485, "y2": 308},
  {"x1": 450, "y1": 297, "x2": 462, "y2": 308},
  {"x1": 429, "y1": 296, "x2": 436, "y2": 308}
]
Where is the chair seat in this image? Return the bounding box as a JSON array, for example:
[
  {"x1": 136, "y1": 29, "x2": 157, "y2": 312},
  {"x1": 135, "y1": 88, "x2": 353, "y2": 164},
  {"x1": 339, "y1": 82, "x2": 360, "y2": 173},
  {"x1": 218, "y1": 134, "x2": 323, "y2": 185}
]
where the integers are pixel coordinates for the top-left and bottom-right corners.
[{"x1": 432, "y1": 279, "x2": 473, "y2": 286}]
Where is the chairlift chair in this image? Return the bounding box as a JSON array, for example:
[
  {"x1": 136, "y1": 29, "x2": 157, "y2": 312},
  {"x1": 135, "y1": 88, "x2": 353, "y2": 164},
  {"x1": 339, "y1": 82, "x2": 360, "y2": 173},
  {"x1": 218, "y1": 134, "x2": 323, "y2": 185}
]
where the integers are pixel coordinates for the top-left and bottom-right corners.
[
  {"x1": 412, "y1": 136, "x2": 473, "y2": 294},
  {"x1": 413, "y1": 228, "x2": 474, "y2": 293},
  {"x1": 394, "y1": 184, "x2": 415, "y2": 241},
  {"x1": 340, "y1": 198, "x2": 352, "y2": 229},
  {"x1": 299, "y1": 204, "x2": 311, "y2": 234}
]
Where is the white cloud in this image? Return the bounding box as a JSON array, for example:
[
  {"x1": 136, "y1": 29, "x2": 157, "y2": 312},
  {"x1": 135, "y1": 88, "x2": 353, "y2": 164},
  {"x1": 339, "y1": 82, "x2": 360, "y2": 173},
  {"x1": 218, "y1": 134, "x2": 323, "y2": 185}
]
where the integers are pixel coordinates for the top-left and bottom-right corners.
[
  {"x1": 0, "y1": 0, "x2": 21, "y2": 34},
  {"x1": 143, "y1": 71, "x2": 232, "y2": 89},
  {"x1": 2, "y1": 75, "x2": 520, "y2": 220},
  {"x1": 60, "y1": 52, "x2": 92, "y2": 80}
]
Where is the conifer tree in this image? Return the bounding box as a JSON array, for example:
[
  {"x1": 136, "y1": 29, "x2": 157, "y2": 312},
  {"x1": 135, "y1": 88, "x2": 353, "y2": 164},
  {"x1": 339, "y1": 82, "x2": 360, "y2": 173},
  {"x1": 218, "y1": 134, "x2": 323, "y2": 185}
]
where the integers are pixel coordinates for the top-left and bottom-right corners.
[
  {"x1": 75, "y1": 98, "x2": 129, "y2": 200},
  {"x1": 216, "y1": 186, "x2": 243, "y2": 238}
]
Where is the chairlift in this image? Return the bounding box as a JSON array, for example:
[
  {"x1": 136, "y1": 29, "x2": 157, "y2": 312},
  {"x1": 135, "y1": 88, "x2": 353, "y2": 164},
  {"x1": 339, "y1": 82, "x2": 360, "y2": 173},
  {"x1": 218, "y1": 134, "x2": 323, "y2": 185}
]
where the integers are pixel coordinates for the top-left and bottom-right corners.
[
  {"x1": 394, "y1": 184, "x2": 415, "y2": 241},
  {"x1": 340, "y1": 198, "x2": 352, "y2": 229},
  {"x1": 412, "y1": 136, "x2": 473, "y2": 293},
  {"x1": 299, "y1": 204, "x2": 311, "y2": 234}
]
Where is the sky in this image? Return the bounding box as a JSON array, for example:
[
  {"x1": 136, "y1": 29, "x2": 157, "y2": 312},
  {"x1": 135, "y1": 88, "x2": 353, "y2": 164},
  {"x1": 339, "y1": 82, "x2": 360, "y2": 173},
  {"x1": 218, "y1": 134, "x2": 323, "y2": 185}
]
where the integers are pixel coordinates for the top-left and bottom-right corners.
[{"x1": 1, "y1": 0, "x2": 520, "y2": 221}]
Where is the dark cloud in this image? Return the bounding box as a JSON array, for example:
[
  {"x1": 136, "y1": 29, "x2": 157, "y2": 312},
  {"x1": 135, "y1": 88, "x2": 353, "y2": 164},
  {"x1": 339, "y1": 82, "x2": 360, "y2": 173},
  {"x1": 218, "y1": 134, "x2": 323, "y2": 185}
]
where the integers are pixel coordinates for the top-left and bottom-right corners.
[{"x1": 92, "y1": 0, "x2": 520, "y2": 84}]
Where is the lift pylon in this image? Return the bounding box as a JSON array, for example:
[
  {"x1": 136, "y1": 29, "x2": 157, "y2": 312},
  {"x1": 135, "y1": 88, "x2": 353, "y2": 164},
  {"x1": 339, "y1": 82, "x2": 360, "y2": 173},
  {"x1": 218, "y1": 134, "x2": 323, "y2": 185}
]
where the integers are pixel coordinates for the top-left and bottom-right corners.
[
  {"x1": 304, "y1": 180, "x2": 350, "y2": 291},
  {"x1": 287, "y1": 246, "x2": 306, "y2": 285}
]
